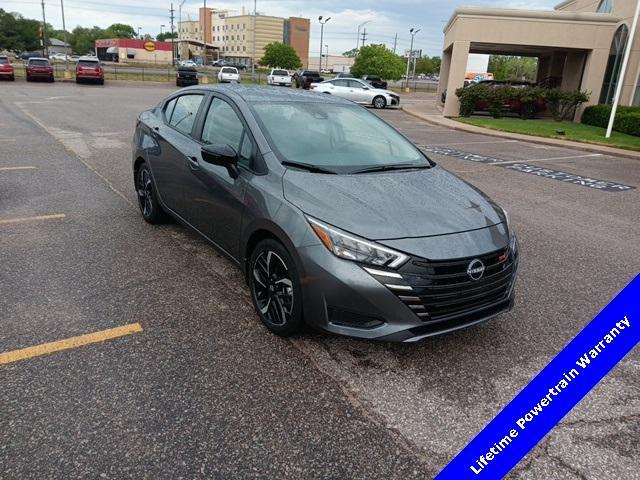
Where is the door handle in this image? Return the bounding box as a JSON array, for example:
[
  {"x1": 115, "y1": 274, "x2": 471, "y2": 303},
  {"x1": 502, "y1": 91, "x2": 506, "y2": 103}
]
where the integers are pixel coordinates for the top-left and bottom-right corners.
[{"x1": 187, "y1": 156, "x2": 200, "y2": 170}]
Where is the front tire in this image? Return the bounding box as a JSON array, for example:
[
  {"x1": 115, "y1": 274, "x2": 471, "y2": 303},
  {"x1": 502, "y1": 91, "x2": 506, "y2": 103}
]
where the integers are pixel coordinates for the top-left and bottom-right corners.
[
  {"x1": 136, "y1": 162, "x2": 166, "y2": 224},
  {"x1": 249, "y1": 239, "x2": 304, "y2": 337},
  {"x1": 373, "y1": 96, "x2": 386, "y2": 109}
]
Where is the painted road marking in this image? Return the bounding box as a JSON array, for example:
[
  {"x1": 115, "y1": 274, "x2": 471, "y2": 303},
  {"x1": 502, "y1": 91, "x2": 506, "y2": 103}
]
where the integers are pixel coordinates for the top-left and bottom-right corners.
[
  {"x1": 0, "y1": 323, "x2": 144, "y2": 366},
  {"x1": 421, "y1": 146, "x2": 634, "y2": 192},
  {"x1": 0, "y1": 213, "x2": 66, "y2": 225},
  {"x1": 493, "y1": 154, "x2": 603, "y2": 165},
  {"x1": 419, "y1": 140, "x2": 519, "y2": 147},
  {"x1": 0, "y1": 166, "x2": 37, "y2": 172},
  {"x1": 0, "y1": 139, "x2": 17, "y2": 142}
]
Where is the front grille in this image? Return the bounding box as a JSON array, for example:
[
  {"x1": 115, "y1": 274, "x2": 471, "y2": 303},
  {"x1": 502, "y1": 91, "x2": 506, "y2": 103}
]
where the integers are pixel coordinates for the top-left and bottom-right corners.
[{"x1": 388, "y1": 246, "x2": 517, "y2": 321}]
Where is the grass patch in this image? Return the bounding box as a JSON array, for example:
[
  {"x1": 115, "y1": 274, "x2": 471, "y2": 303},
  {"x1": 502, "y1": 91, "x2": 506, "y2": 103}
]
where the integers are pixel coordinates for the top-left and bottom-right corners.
[{"x1": 456, "y1": 116, "x2": 640, "y2": 151}]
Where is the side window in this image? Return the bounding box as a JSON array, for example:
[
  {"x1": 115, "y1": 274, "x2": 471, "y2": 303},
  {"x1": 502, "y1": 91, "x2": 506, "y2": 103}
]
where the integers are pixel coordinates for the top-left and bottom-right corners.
[
  {"x1": 333, "y1": 79, "x2": 349, "y2": 87},
  {"x1": 348, "y1": 80, "x2": 364, "y2": 89},
  {"x1": 164, "y1": 98, "x2": 178, "y2": 122},
  {"x1": 168, "y1": 94, "x2": 204, "y2": 135},
  {"x1": 202, "y1": 97, "x2": 253, "y2": 167}
]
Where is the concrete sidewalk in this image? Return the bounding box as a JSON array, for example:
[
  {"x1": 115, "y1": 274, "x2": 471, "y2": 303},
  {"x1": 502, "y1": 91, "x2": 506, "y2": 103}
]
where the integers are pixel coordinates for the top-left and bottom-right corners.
[{"x1": 402, "y1": 101, "x2": 640, "y2": 161}]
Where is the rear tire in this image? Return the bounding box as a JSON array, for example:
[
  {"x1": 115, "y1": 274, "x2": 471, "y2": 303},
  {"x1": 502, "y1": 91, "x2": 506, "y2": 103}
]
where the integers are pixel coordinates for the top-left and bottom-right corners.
[
  {"x1": 99, "y1": 78, "x2": 104, "y2": 85},
  {"x1": 249, "y1": 239, "x2": 304, "y2": 337},
  {"x1": 49, "y1": 75, "x2": 54, "y2": 83},
  {"x1": 373, "y1": 96, "x2": 386, "y2": 109},
  {"x1": 26, "y1": 75, "x2": 31, "y2": 82},
  {"x1": 136, "y1": 162, "x2": 167, "y2": 224}
]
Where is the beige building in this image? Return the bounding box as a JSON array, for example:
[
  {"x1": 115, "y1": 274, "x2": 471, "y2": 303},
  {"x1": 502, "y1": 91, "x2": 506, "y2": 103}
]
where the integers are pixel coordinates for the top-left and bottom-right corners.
[
  {"x1": 439, "y1": 0, "x2": 640, "y2": 119},
  {"x1": 178, "y1": 7, "x2": 310, "y2": 67}
]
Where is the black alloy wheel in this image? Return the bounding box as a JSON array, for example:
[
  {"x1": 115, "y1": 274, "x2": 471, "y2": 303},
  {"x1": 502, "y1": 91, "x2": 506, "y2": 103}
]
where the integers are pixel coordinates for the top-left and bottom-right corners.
[
  {"x1": 136, "y1": 163, "x2": 166, "y2": 224},
  {"x1": 249, "y1": 240, "x2": 303, "y2": 336}
]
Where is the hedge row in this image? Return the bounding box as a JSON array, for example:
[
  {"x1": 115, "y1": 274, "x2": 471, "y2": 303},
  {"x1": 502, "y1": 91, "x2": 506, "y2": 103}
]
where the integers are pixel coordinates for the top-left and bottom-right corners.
[
  {"x1": 581, "y1": 104, "x2": 640, "y2": 137},
  {"x1": 455, "y1": 85, "x2": 589, "y2": 121}
]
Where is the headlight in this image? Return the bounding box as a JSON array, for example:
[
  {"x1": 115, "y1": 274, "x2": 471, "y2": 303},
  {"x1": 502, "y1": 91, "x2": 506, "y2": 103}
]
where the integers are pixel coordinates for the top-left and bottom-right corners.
[
  {"x1": 307, "y1": 217, "x2": 409, "y2": 269},
  {"x1": 501, "y1": 207, "x2": 513, "y2": 237}
]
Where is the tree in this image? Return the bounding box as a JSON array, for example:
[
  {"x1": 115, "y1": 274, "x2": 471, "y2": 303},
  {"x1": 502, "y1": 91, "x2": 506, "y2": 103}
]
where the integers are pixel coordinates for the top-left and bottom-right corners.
[
  {"x1": 156, "y1": 32, "x2": 177, "y2": 42},
  {"x1": 342, "y1": 48, "x2": 358, "y2": 58},
  {"x1": 0, "y1": 9, "x2": 42, "y2": 52},
  {"x1": 488, "y1": 55, "x2": 537, "y2": 82},
  {"x1": 104, "y1": 23, "x2": 136, "y2": 39},
  {"x1": 414, "y1": 55, "x2": 442, "y2": 75},
  {"x1": 259, "y1": 42, "x2": 302, "y2": 69},
  {"x1": 350, "y1": 44, "x2": 405, "y2": 81}
]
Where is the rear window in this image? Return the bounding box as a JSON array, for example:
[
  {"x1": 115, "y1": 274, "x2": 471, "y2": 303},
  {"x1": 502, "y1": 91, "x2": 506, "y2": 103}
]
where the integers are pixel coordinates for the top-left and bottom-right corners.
[
  {"x1": 303, "y1": 71, "x2": 319, "y2": 76},
  {"x1": 29, "y1": 59, "x2": 50, "y2": 66},
  {"x1": 221, "y1": 67, "x2": 237, "y2": 73},
  {"x1": 272, "y1": 70, "x2": 288, "y2": 76},
  {"x1": 366, "y1": 76, "x2": 380, "y2": 81},
  {"x1": 0, "y1": 57, "x2": 8, "y2": 64},
  {"x1": 78, "y1": 60, "x2": 99, "y2": 67}
]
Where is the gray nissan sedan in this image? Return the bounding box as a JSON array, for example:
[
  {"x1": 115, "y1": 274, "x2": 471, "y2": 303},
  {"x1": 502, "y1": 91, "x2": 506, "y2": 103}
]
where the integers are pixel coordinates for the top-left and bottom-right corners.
[{"x1": 133, "y1": 85, "x2": 518, "y2": 342}]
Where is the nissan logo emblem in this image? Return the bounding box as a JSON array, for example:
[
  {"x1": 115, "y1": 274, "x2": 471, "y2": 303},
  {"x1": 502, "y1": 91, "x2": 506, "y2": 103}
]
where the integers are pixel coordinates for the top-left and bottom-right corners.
[{"x1": 467, "y1": 259, "x2": 485, "y2": 281}]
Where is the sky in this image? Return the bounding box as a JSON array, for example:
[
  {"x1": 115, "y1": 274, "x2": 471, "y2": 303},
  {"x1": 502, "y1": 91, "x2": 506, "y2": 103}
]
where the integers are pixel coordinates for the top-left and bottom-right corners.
[{"x1": 2, "y1": 0, "x2": 560, "y2": 57}]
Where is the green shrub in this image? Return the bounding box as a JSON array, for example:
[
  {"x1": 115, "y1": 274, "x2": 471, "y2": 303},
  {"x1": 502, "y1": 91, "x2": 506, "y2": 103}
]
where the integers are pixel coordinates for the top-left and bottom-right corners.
[
  {"x1": 455, "y1": 86, "x2": 477, "y2": 117},
  {"x1": 545, "y1": 88, "x2": 590, "y2": 121},
  {"x1": 581, "y1": 104, "x2": 640, "y2": 137}
]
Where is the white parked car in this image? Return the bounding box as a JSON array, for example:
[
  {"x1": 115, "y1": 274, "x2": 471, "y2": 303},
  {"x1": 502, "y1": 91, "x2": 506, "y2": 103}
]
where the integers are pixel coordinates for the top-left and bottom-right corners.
[
  {"x1": 267, "y1": 68, "x2": 292, "y2": 86},
  {"x1": 218, "y1": 66, "x2": 240, "y2": 83},
  {"x1": 310, "y1": 78, "x2": 400, "y2": 109}
]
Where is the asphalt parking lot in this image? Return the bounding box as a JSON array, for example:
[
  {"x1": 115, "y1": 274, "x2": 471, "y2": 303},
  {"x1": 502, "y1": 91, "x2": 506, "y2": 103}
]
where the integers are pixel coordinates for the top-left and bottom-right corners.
[{"x1": 1, "y1": 82, "x2": 639, "y2": 479}]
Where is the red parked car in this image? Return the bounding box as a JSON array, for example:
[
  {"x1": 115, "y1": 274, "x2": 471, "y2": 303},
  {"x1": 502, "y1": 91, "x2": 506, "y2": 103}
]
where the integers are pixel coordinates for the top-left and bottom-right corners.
[
  {"x1": 26, "y1": 57, "x2": 54, "y2": 82},
  {"x1": 75, "y1": 56, "x2": 104, "y2": 85},
  {"x1": 0, "y1": 56, "x2": 15, "y2": 81}
]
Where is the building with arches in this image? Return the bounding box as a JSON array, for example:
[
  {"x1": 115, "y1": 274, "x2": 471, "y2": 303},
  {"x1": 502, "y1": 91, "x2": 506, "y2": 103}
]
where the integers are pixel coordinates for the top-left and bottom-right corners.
[{"x1": 438, "y1": 0, "x2": 640, "y2": 119}]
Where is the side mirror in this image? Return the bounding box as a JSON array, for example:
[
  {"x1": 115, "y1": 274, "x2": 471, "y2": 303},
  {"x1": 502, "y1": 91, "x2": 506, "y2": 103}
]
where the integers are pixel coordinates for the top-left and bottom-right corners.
[
  {"x1": 201, "y1": 144, "x2": 239, "y2": 178},
  {"x1": 362, "y1": 86, "x2": 370, "y2": 90}
]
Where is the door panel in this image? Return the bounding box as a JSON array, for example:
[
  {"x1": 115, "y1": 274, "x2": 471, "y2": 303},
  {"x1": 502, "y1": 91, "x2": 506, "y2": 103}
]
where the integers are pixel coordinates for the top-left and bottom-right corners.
[
  {"x1": 185, "y1": 97, "x2": 250, "y2": 258},
  {"x1": 149, "y1": 94, "x2": 205, "y2": 219}
]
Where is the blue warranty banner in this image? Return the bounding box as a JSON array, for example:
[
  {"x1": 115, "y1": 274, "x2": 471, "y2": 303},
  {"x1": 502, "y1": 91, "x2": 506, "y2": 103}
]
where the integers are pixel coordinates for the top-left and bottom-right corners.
[{"x1": 436, "y1": 274, "x2": 640, "y2": 480}]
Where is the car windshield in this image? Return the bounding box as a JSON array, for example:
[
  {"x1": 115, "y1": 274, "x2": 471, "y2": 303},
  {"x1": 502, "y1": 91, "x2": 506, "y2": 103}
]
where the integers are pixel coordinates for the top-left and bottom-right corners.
[
  {"x1": 78, "y1": 60, "x2": 98, "y2": 67},
  {"x1": 0, "y1": 57, "x2": 8, "y2": 64},
  {"x1": 30, "y1": 59, "x2": 49, "y2": 66},
  {"x1": 251, "y1": 102, "x2": 430, "y2": 174},
  {"x1": 221, "y1": 67, "x2": 237, "y2": 73},
  {"x1": 272, "y1": 70, "x2": 288, "y2": 76},
  {"x1": 366, "y1": 76, "x2": 380, "y2": 81}
]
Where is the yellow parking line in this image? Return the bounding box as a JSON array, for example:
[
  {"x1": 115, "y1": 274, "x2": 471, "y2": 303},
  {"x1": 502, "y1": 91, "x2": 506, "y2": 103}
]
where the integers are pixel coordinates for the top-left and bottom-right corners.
[
  {"x1": 0, "y1": 166, "x2": 37, "y2": 172},
  {"x1": 0, "y1": 323, "x2": 144, "y2": 366},
  {"x1": 0, "y1": 213, "x2": 66, "y2": 225}
]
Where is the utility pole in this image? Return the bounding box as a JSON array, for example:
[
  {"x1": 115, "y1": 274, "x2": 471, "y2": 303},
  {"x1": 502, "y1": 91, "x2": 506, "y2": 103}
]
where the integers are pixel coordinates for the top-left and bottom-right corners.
[
  {"x1": 324, "y1": 44, "x2": 328, "y2": 71},
  {"x1": 360, "y1": 28, "x2": 367, "y2": 48},
  {"x1": 60, "y1": 0, "x2": 69, "y2": 70},
  {"x1": 356, "y1": 21, "x2": 371, "y2": 52},
  {"x1": 405, "y1": 27, "x2": 420, "y2": 89},
  {"x1": 606, "y1": 0, "x2": 640, "y2": 138},
  {"x1": 178, "y1": 0, "x2": 186, "y2": 61},
  {"x1": 41, "y1": 0, "x2": 49, "y2": 57},
  {"x1": 203, "y1": 0, "x2": 207, "y2": 63},
  {"x1": 318, "y1": 16, "x2": 331, "y2": 71},
  {"x1": 170, "y1": 4, "x2": 175, "y2": 65},
  {"x1": 252, "y1": 0, "x2": 256, "y2": 76},
  {"x1": 392, "y1": 33, "x2": 398, "y2": 54}
]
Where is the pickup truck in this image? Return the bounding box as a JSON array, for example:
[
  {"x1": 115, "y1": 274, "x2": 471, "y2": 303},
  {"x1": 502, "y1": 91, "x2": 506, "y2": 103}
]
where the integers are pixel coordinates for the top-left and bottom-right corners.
[
  {"x1": 267, "y1": 69, "x2": 292, "y2": 87},
  {"x1": 294, "y1": 70, "x2": 324, "y2": 89},
  {"x1": 176, "y1": 66, "x2": 199, "y2": 87},
  {"x1": 362, "y1": 75, "x2": 388, "y2": 90}
]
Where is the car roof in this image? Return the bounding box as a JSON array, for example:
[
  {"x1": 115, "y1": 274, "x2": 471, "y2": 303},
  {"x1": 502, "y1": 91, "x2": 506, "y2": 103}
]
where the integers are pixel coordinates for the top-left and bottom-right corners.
[
  {"x1": 78, "y1": 56, "x2": 99, "y2": 61},
  {"x1": 180, "y1": 84, "x2": 352, "y2": 106},
  {"x1": 28, "y1": 57, "x2": 49, "y2": 61}
]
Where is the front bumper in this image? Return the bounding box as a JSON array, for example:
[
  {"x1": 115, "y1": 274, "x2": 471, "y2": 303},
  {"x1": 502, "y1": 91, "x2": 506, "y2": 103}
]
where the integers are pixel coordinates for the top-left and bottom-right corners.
[{"x1": 298, "y1": 238, "x2": 518, "y2": 342}]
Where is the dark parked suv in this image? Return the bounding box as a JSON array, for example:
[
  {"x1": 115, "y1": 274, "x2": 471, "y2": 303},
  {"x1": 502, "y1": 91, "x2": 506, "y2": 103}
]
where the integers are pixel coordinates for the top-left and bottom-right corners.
[
  {"x1": 362, "y1": 75, "x2": 388, "y2": 89},
  {"x1": 176, "y1": 66, "x2": 199, "y2": 87},
  {"x1": 132, "y1": 86, "x2": 518, "y2": 342},
  {"x1": 294, "y1": 70, "x2": 323, "y2": 89}
]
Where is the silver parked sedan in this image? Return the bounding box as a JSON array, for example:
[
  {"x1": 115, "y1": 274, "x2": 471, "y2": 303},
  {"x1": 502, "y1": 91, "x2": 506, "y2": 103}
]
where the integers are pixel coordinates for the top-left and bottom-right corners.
[{"x1": 311, "y1": 78, "x2": 400, "y2": 109}]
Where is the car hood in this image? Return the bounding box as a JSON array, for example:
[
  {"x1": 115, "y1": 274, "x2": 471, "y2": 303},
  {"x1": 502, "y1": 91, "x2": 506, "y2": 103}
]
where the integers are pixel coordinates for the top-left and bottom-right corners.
[{"x1": 282, "y1": 166, "x2": 504, "y2": 240}]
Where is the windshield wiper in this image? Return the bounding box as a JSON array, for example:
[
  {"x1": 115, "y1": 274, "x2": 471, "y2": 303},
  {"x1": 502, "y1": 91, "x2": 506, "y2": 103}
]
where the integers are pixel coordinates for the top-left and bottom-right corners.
[
  {"x1": 350, "y1": 163, "x2": 431, "y2": 174},
  {"x1": 282, "y1": 161, "x2": 337, "y2": 174}
]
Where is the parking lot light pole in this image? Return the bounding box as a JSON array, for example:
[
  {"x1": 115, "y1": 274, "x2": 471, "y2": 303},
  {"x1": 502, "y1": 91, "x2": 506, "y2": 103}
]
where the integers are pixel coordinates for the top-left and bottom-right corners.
[
  {"x1": 60, "y1": 0, "x2": 70, "y2": 74},
  {"x1": 405, "y1": 27, "x2": 420, "y2": 90},
  {"x1": 606, "y1": 0, "x2": 640, "y2": 138},
  {"x1": 160, "y1": 25, "x2": 165, "y2": 37},
  {"x1": 138, "y1": 27, "x2": 142, "y2": 40},
  {"x1": 325, "y1": 44, "x2": 329, "y2": 71},
  {"x1": 178, "y1": 0, "x2": 186, "y2": 61},
  {"x1": 252, "y1": 0, "x2": 256, "y2": 77},
  {"x1": 318, "y1": 16, "x2": 331, "y2": 71}
]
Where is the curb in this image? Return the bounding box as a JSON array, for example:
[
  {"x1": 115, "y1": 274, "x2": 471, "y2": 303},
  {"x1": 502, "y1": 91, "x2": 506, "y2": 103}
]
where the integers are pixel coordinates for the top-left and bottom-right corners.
[{"x1": 401, "y1": 105, "x2": 640, "y2": 161}]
